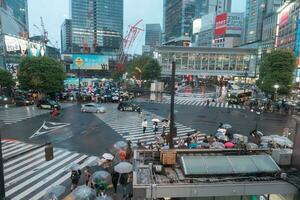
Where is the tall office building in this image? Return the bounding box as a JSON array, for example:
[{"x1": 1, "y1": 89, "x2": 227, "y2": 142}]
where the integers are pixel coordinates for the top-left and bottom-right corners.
[
  {"x1": 0, "y1": 0, "x2": 28, "y2": 36},
  {"x1": 143, "y1": 24, "x2": 162, "y2": 56},
  {"x1": 163, "y1": 0, "x2": 196, "y2": 46},
  {"x1": 210, "y1": 0, "x2": 232, "y2": 14},
  {"x1": 163, "y1": 0, "x2": 231, "y2": 46},
  {"x1": 70, "y1": 0, "x2": 123, "y2": 53},
  {"x1": 244, "y1": 0, "x2": 266, "y2": 44},
  {"x1": 145, "y1": 24, "x2": 162, "y2": 48},
  {"x1": 61, "y1": 19, "x2": 72, "y2": 53}
]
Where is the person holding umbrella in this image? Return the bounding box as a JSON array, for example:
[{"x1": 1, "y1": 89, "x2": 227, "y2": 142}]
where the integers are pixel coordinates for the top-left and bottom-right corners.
[
  {"x1": 70, "y1": 169, "x2": 81, "y2": 191},
  {"x1": 111, "y1": 171, "x2": 120, "y2": 193},
  {"x1": 119, "y1": 173, "x2": 128, "y2": 198},
  {"x1": 84, "y1": 166, "x2": 92, "y2": 186}
]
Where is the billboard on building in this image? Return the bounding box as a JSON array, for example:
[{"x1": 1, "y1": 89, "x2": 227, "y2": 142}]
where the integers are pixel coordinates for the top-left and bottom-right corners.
[
  {"x1": 215, "y1": 12, "x2": 243, "y2": 36},
  {"x1": 4, "y1": 34, "x2": 46, "y2": 57},
  {"x1": 226, "y1": 13, "x2": 243, "y2": 35},
  {"x1": 70, "y1": 54, "x2": 109, "y2": 70},
  {"x1": 278, "y1": 2, "x2": 295, "y2": 28},
  {"x1": 215, "y1": 13, "x2": 227, "y2": 36}
]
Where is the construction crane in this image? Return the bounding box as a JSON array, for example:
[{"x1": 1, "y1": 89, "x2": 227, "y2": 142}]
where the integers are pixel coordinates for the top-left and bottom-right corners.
[
  {"x1": 117, "y1": 19, "x2": 144, "y2": 72},
  {"x1": 33, "y1": 16, "x2": 49, "y2": 45}
]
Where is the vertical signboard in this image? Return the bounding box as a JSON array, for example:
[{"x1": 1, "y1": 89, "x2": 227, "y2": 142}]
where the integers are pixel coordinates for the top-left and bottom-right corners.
[{"x1": 215, "y1": 13, "x2": 227, "y2": 36}]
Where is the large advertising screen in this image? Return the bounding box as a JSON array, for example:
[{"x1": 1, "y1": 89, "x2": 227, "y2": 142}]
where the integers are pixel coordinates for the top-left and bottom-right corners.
[
  {"x1": 70, "y1": 54, "x2": 109, "y2": 70},
  {"x1": 226, "y1": 13, "x2": 243, "y2": 35},
  {"x1": 215, "y1": 13, "x2": 227, "y2": 36}
]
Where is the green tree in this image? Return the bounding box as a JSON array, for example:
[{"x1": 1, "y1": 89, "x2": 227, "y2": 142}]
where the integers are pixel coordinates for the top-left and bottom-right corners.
[
  {"x1": 127, "y1": 56, "x2": 161, "y2": 81},
  {"x1": 18, "y1": 57, "x2": 66, "y2": 95},
  {"x1": 258, "y1": 49, "x2": 296, "y2": 95},
  {"x1": 0, "y1": 68, "x2": 15, "y2": 95}
]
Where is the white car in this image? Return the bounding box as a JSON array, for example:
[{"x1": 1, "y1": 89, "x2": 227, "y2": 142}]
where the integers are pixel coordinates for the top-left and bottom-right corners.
[{"x1": 81, "y1": 103, "x2": 106, "y2": 113}]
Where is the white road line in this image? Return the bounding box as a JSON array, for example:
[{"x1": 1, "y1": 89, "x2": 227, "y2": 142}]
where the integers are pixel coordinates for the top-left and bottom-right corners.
[
  {"x1": 29, "y1": 156, "x2": 92, "y2": 200},
  {"x1": 6, "y1": 152, "x2": 79, "y2": 197},
  {"x1": 11, "y1": 155, "x2": 88, "y2": 200},
  {"x1": 4, "y1": 149, "x2": 59, "y2": 174},
  {"x1": 4, "y1": 150, "x2": 66, "y2": 182},
  {"x1": 3, "y1": 144, "x2": 34, "y2": 158},
  {"x1": 2, "y1": 143, "x2": 32, "y2": 154},
  {"x1": 4, "y1": 148, "x2": 45, "y2": 168},
  {"x1": 1, "y1": 142, "x2": 21, "y2": 150}
]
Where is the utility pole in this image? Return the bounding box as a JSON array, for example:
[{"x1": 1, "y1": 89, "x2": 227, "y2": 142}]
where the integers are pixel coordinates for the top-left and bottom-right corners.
[
  {"x1": 78, "y1": 66, "x2": 81, "y2": 103},
  {"x1": 169, "y1": 61, "x2": 176, "y2": 149},
  {"x1": 0, "y1": 122, "x2": 6, "y2": 199}
]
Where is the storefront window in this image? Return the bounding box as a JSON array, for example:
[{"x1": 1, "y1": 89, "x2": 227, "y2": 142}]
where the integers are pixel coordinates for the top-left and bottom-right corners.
[{"x1": 209, "y1": 54, "x2": 216, "y2": 70}]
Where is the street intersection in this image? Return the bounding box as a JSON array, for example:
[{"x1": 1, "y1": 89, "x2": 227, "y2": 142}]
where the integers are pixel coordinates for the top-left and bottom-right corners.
[{"x1": 0, "y1": 99, "x2": 296, "y2": 199}]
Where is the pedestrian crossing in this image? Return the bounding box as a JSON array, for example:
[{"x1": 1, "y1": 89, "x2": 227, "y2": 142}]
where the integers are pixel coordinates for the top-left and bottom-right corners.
[
  {"x1": 153, "y1": 97, "x2": 245, "y2": 110},
  {"x1": 0, "y1": 103, "x2": 75, "y2": 125},
  {"x1": 1, "y1": 140, "x2": 97, "y2": 200},
  {"x1": 94, "y1": 104, "x2": 198, "y2": 145}
]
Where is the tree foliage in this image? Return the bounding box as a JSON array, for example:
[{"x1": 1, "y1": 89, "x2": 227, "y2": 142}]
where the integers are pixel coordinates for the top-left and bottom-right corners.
[
  {"x1": 18, "y1": 57, "x2": 66, "y2": 94},
  {"x1": 0, "y1": 68, "x2": 15, "y2": 95},
  {"x1": 127, "y1": 56, "x2": 161, "y2": 81},
  {"x1": 258, "y1": 49, "x2": 296, "y2": 95}
]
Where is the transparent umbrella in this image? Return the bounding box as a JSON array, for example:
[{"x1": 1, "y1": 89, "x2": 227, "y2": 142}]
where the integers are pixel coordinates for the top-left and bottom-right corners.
[
  {"x1": 211, "y1": 142, "x2": 225, "y2": 149},
  {"x1": 96, "y1": 196, "x2": 113, "y2": 200},
  {"x1": 114, "y1": 162, "x2": 133, "y2": 174},
  {"x1": 42, "y1": 185, "x2": 66, "y2": 200},
  {"x1": 65, "y1": 163, "x2": 81, "y2": 172},
  {"x1": 113, "y1": 141, "x2": 128, "y2": 151},
  {"x1": 221, "y1": 124, "x2": 232, "y2": 129},
  {"x1": 91, "y1": 171, "x2": 112, "y2": 185},
  {"x1": 71, "y1": 185, "x2": 96, "y2": 200}
]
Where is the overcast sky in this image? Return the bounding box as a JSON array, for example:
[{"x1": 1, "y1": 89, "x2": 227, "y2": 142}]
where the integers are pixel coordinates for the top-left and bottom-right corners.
[{"x1": 28, "y1": 0, "x2": 246, "y2": 53}]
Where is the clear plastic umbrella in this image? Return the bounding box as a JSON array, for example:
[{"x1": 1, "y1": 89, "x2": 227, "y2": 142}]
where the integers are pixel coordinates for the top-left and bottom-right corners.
[
  {"x1": 96, "y1": 196, "x2": 113, "y2": 200},
  {"x1": 71, "y1": 185, "x2": 96, "y2": 200},
  {"x1": 65, "y1": 163, "x2": 81, "y2": 172},
  {"x1": 91, "y1": 171, "x2": 112, "y2": 185},
  {"x1": 113, "y1": 141, "x2": 128, "y2": 151},
  {"x1": 84, "y1": 156, "x2": 102, "y2": 167},
  {"x1": 114, "y1": 162, "x2": 133, "y2": 174},
  {"x1": 221, "y1": 124, "x2": 232, "y2": 129},
  {"x1": 211, "y1": 142, "x2": 225, "y2": 149},
  {"x1": 42, "y1": 185, "x2": 66, "y2": 200}
]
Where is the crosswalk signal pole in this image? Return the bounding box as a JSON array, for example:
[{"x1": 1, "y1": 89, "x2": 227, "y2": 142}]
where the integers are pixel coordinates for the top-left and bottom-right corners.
[
  {"x1": 0, "y1": 122, "x2": 6, "y2": 199},
  {"x1": 169, "y1": 61, "x2": 176, "y2": 149}
]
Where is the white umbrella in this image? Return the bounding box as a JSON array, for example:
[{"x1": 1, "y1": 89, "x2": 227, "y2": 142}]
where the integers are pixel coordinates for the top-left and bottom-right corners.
[
  {"x1": 152, "y1": 118, "x2": 160, "y2": 122},
  {"x1": 114, "y1": 162, "x2": 133, "y2": 174},
  {"x1": 84, "y1": 156, "x2": 102, "y2": 167},
  {"x1": 102, "y1": 153, "x2": 114, "y2": 160}
]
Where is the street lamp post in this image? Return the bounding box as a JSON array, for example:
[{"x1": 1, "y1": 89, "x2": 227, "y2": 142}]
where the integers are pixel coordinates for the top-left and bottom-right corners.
[
  {"x1": 78, "y1": 66, "x2": 81, "y2": 103},
  {"x1": 168, "y1": 61, "x2": 176, "y2": 149},
  {"x1": 274, "y1": 84, "x2": 279, "y2": 101}
]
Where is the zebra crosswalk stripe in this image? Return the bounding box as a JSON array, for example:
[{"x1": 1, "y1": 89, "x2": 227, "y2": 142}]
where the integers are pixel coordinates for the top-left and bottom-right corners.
[
  {"x1": 148, "y1": 97, "x2": 246, "y2": 110},
  {"x1": 1, "y1": 140, "x2": 96, "y2": 200},
  {"x1": 94, "y1": 104, "x2": 195, "y2": 145}
]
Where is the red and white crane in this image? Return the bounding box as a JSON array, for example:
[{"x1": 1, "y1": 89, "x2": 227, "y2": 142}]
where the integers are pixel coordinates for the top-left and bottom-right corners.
[{"x1": 117, "y1": 19, "x2": 144, "y2": 72}]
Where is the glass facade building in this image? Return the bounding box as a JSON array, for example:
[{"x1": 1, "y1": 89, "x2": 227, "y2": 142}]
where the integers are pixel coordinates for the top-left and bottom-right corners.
[
  {"x1": 2, "y1": 0, "x2": 28, "y2": 30},
  {"x1": 145, "y1": 24, "x2": 161, "y2": 50},
  {"x1": 70, "y1": 0, "x2": 123, "y2": 53},
  {"x1": 154, "y1": 46, "x2": 257, "y2": 77}
]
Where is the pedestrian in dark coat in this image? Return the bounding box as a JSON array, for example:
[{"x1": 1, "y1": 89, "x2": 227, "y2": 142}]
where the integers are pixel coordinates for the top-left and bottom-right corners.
[{"x1": 111, "y1": 171, "x2": 120, "y2": 193}]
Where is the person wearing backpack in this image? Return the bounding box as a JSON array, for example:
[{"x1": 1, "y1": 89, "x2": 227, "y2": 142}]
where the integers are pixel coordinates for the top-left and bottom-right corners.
[{"x1": 70, "y1": 169, "x2": 81, "y2": 191}]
